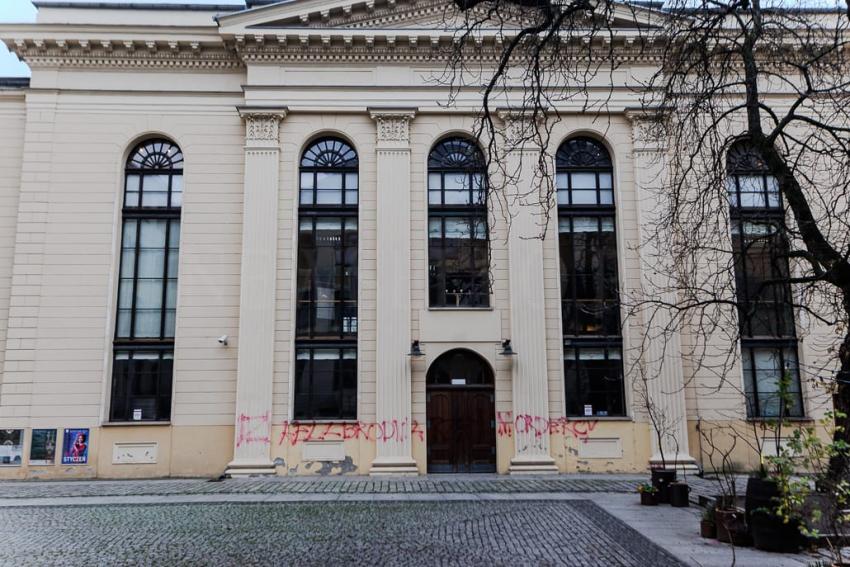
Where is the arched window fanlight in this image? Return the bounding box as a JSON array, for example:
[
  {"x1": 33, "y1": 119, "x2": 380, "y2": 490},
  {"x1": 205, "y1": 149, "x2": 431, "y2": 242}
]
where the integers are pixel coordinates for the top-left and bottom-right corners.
[
  {"x1": 127, "y1": 139, "x2": 184, "y2": 171},
  {"x1": 300, "y1": 138, "x2": 359, "y2": 207},
  {"x1": 556, "y1": 137, "x2": 613, "y2": 207},
  {"x1": 428, "y1": 137, "x2": 485, "y2": 171},
  {"x1": 301, "y1": 138, "x2": 358, "y2": 169},
  {"x1": 556, "y1": 137, "x2": 612, "y2": 170},
  {"x1": 726, "y1": 141, "x2": 780, "y2": 209},
  {"x1": 726, "y1": 140, "x2": 770, "y2": 175}
]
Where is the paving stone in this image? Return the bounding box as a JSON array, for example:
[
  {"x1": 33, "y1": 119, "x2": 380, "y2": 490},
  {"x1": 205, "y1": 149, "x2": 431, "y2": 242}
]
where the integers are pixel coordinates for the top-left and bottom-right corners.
[{"x1": 0, "y1": 500, "x2": 686, "y2": 567}]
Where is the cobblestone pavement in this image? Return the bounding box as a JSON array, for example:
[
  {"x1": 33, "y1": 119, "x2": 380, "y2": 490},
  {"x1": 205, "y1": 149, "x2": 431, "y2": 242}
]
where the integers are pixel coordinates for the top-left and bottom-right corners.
[
  {"x1": 0, "y1": 499, "x2": 686, "y2": 567},
  {"x1": 0, "y1": 473, "x2": 740, "y2": 500}
]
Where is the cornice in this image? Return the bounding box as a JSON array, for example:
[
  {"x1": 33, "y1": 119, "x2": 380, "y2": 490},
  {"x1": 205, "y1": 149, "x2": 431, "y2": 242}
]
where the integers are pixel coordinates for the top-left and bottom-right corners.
[
  {"x1": 231, "y1": 29, "x2": 664, "y2": 65},
  {"x1": 3, "y1": 36, "x2": 241, "y2": 70},
  {"x1": 1, "y1": 22, "x2": 667, "y2": 70}
]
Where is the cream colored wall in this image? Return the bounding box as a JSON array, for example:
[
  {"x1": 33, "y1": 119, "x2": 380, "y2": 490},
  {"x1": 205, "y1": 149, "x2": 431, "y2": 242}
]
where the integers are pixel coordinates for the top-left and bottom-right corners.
[
  {"x1": 0, "y1": 92, "x2": 25, "y2": 407},
  {"x1": 0, "y1": 2, "x2": 840, "y2": 478},
  {"x1": 0, "y1": 65, "x2": 247, "y2": 477}
]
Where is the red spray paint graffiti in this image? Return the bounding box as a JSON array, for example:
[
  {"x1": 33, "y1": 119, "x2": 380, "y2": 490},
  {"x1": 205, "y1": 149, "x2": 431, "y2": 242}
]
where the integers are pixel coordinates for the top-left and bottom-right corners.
[
  {"x1": 278, "y1": 419, "x2": 426, "y2": 446},
  {"x1": 276, "y1": 413, "x2": 596, "y2": 446},
  {"x1": 496, "y1": 412, "x2": 598, "y2": 441},
  {"x1": 236, "y1": 412, "x2": 271, "y2": 447}
]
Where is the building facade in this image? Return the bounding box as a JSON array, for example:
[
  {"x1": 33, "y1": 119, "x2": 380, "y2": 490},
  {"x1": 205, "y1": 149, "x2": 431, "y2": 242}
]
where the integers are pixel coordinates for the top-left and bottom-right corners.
[{"x1": 0, "y1": 0, "x2": 834, "y2": 479}]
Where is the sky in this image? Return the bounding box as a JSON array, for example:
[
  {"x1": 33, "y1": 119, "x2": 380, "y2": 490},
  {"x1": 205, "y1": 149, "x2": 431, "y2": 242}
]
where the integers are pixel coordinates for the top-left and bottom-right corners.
[
  {"x1": 0, "y1": 0, "x2": 246, "y2": 78},
  {"x1": 0, "y1": 0, "x2": 36, "y2": 77}
]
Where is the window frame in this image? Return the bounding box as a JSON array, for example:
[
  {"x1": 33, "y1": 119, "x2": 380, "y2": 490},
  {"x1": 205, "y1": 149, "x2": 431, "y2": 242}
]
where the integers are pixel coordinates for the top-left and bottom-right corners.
[
  {"x1": 556, "y1": 137, "x2": 625, "y2": 417},
  {"x1": 110, "y1": 138, "x2": 183, "y2": 423},
  {"x1": 727, "y1": 141, "x2": 804, "y2": 418},
  {"x1": 427, "y1": 137, "x2": 491, "y2": 309},
  {"x1": 294, "y1": 137, "x2": 359, "y2": 421}
]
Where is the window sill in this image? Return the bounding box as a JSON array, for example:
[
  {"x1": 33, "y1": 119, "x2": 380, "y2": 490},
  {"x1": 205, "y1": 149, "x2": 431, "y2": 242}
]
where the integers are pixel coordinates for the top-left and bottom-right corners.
[
  {"x1": 564, "y1": 416, "x2": 632, "y2": 422},
  {"x1": 102, "y1": 421, "x2": 171, "y2": 427},
  {"x1": 427, "y1": 307, "x2": 494, "y2": 312},
  {"x1": 746, "y1": 417, "x2": 812, "y2": 423},
  {"x1": 288, "y1": 420, "x2": 359, "y2": 425}
]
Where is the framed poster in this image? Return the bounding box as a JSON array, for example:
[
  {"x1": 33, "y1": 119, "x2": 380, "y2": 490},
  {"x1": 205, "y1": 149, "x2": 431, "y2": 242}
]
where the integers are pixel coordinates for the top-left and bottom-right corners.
[
  {"x1": 30, "y1": 429, "x2": 57, "y2": 465},
  {"x1": 0, "y1": 429, "x2": 23, "y2": 466},
  {"x1": 62, "y1": 428, "x2": 89, "y2": 465}
]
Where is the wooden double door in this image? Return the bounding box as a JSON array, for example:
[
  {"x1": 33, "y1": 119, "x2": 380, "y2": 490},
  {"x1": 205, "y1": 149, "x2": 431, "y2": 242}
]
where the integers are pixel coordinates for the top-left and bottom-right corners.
[{"x1": 426, "y1": 386, "x2": 496, "y2": 473}]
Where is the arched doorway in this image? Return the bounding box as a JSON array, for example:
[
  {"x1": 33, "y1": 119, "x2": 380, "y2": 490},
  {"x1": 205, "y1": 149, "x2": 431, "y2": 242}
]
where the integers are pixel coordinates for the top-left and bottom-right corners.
[{"x1": 426, "y1": 349, "x2": 496, "y2": 473}]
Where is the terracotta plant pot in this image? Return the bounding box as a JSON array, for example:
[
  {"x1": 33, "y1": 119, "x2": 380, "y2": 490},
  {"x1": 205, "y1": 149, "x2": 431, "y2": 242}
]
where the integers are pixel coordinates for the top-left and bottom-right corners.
[
  {"x1": 715, "y1": 509, "x2": 751, "y2": 546},
  {"x1": 640, "y1": 491, "x2": 659, "y2": 506},
  {"x1": 700, "y1": 520, "x2": 716, "y2": 539}
]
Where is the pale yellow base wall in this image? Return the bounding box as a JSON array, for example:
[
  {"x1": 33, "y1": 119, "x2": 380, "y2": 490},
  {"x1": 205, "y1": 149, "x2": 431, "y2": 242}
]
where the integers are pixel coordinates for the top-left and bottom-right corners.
[{"x1": 3, "y1": 419, "x2": 826, "y2": 479}]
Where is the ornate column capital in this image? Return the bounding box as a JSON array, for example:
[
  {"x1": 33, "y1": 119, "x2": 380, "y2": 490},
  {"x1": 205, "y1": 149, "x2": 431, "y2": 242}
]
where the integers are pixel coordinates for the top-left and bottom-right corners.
[
  {"x1": 624, "y1": 107, "x2": 669, "y2": 153},
  {"x1": 369, "y1": 107, "x2": 417, "y2": 149},
  {"x1": 496, "y1": 108, "x2": 547, "y2": 151},
  {"x1": 238, "y1": 106, "x2": 289, "y2": 148}
]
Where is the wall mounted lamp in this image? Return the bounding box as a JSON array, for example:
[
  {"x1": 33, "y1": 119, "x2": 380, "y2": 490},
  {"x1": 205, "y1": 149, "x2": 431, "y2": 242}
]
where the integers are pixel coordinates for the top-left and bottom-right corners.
[
  {"x1": 408, "y1": 340, "x2": 425, "y2": 357},
  {"x1": 499, "y1": 339, "x2": 517, "y2": 356}
]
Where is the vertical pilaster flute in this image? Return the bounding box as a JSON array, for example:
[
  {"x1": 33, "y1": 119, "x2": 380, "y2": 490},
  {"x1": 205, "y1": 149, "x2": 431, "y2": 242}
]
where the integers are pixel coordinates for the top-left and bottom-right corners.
[
  {"x1": 499, "y1": 110, "x2": 559, "y2": 474},
  {"x1": 626, "y1": 109, "x2": 698, "y2": 472},
  {"x1": 226, "y1": 108, "x2": 288, "y2": 476},
  {"x1": 369, "y1": 108, "x2": 419, "y2": 475}
]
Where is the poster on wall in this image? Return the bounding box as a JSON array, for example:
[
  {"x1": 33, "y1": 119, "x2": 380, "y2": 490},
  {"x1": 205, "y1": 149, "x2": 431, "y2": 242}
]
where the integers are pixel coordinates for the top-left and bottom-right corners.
[
  {"x1": 62, "y1": 428, "x2": 89, "y2": 465},
  {"x1": 30, "y1": 429, "x2": 57, "y2": 465},
  {"x1": 0, "y1": 429, "x2": 23, "y2": 466}
]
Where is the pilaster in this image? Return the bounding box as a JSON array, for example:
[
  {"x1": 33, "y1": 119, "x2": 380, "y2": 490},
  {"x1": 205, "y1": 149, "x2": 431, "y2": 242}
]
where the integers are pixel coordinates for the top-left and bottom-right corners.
[
  {"x1": 626, "y1": 109, "x2": 698, "y2": 472},
  {"x1": 499, "y1": 110, "x2": 559, "y2": 475},
  {"x1": 226, "y1": 107, "x2": 287, "y2": 477},
  {"x1": 368, "y1": 108, "x2": 419, "y2": 475}
]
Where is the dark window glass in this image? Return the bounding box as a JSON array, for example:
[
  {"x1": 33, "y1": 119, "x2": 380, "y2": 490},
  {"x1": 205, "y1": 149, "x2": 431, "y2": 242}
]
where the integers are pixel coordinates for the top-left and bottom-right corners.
[
  {"x1": 294, "y1": 138, "x2": 358, "y2": 419},
  {"x1": 741, "y1": 344, "x2": 803, "y2": 418},
  {"x1": 428, "y1": 137, "x2": 490, "y2": 307},
  {"x1": 558, "y1": 216, "x2": 619, "y2": 336},
  {"x1": 426, "y1": 349, "x2": 494, "y2": 386},
  {"x1": 111, "y1": 139, "x2": 182, "y2": 422},
  {"x1": 563, "y1": 345, "x2": 625, "y2": 417},
  {"x1": 731, "y1": 221, "x2": 795, "y2": 338},
  {"x1": 110, "y1": 349, "x2": 174, "y2": 422},
  {"x1": 296, "y1": 217, "x2": 358, "y2": 339},
  {"x1": 293, "y1": 348, "x2": 357, "y2": 420},
  {"x1": 727, "y1": 141, "x2": 803, "y2": 418},
  {"x1": 557, "y1": 138, "x2": 624, "y2": 416}
]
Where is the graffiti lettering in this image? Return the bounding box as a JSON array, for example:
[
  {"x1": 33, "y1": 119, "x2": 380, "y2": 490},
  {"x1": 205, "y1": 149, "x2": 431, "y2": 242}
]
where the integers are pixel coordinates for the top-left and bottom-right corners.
[
  {"x1": 279, "y1": 419, "x2": 426, "y2": 446},
  {"x1": 496, "y1": 412, "x2": 598, "y2": 441},
  {"x1": 236, "y1": 412, "x2": 271, "y2": 447},
  {"x1": 277, "y1": 413, "x2": 598, "y2": 446}
]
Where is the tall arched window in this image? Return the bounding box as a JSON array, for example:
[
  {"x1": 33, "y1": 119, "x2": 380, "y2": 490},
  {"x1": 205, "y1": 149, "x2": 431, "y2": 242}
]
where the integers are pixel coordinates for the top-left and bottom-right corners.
[
  {"x1": 294, "y1": 137, "x2": 358, "y2": 420},
  {"x1": 427, "y1": 137, "x2": 489, "y2": 307},
  {"x1": 111, "y1": 139, "x2": 183, "y2": 422},
  {"x1": 727, "y1": 141, "x2": 803, "y2": 417},
  {"x1": 556, "y1": 137, "x2": 624, "y2": 417}
]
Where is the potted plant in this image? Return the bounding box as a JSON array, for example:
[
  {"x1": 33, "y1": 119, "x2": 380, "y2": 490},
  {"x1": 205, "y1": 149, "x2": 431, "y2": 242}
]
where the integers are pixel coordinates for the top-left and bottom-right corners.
[
  {"x1": 700, "y1": 505, "x2": 717, "y2": 539},
  {"x1": 745, "y1": 373, "x2": 805, "y2": 553},
  {"x1": 698, "y1": 424, "x2": 751, "y2": 546},
  {"x1": 669, "y1": 480, "x2": 691, "y2": 507},
  {"x1": 643, "y1": 392, "x2": 677, "y2": 503},
  {"x1": 765, "y1": 410, "x2": 850, "y2": 562},
  {"x1": 638, "y1": 483, "x2": 659, "y2": 506}
]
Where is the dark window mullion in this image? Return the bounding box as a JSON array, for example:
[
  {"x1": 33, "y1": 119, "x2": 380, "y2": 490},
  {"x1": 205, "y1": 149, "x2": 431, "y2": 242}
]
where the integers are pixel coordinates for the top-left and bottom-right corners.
[
  {"x1": 129, "y1": 219, "x2": 142, "y2": 340},
  {"x1": 160, "y1": 219, "x2": 171, "y2": 340}
]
